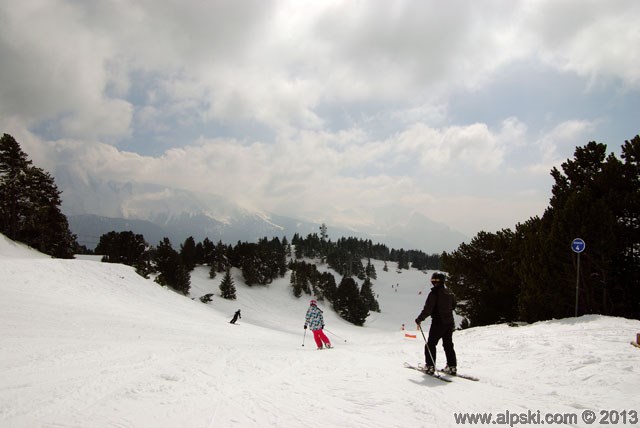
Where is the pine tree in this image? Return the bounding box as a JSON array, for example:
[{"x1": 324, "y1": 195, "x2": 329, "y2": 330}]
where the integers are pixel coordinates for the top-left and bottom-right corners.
[
  {"x1": 213, "y1": 240, "x2": 229, "y2": 274},
  {"x1": 173, "y1": 264, "x2": 191, "y2": 295},
  {"x1": 95, "y1": 230, "x2": 150, "y2": 277},
  {"x1": 396, "y1": 249, "x2": 409, "y2": 270},
  {"x1": 209, "y1": 264, "x2": 217, "y2": 279},
  {"x1": 242, "y1": 255, "x2": 259, "y2": 286},
  {"x1": 201, "y1": 237, "x2": 215, "y2": 264},
  {"x1": 0, "y1": 134, "x2": 77, "y2": 258},
  {"x1": 333, "y1": 276, "x2": 369, "y2": 326},
  {"x1": 365, "y1": 258, "x2": 377, "y2": 279},
  {"x1": 360, "y1": 277, "x2": 380, "y2": 312},
  {"x1": 441, "y1": 229, "x2": 519, "y2": 326},
  {"x1": 26, "y1": 167, "x2": 77, "y2": 258},
  {"x1": 0, "y1": 134, "x2": 31, "y2": 241},
  {"x1": 290, "y1": 271, "x2": 302, "y2": 297},
  {"x1": 319, "y1": 223, "x2": 328, "y2": 263},
  {"x1": 300, "y1": 266, "x2": 311, "y2": 294},
  {"x1": 154, "y1": 238, "x2": 190, "y2": 294},
  {"x1": 180, "y1": 236, "x2": 197, "y2": 271},
  {"x1": 220, "y1": 267, "x2": 237, "y2": 300},
  {"x1": 619, "y1": 136, "x2": 640, "y2": 318},
  {"x1": 318, "y1": 271, "x2": 337, "y2": 302},
  {"x1": 277, "y1": 239, "x2": 288, "y2": 277}
]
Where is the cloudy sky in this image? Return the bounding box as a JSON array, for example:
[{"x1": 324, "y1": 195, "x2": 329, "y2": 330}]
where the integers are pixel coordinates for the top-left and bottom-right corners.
[{"x1": 1, "y1": 0, "x2": 639, "y2": 237}]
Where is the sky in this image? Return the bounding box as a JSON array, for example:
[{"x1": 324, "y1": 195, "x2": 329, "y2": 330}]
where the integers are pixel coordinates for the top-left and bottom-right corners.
[
  {"x1": 1, "y1": 0, "x2": 639, "y2": 237},
  {"x1": 2, "y1": 232, "x2": 640, "y2": 427}
]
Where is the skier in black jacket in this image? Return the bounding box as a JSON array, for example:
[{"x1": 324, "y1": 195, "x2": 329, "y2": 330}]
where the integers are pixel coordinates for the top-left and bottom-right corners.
[
  {"x1": 415, "y1": 272, "x2": 457, "y2": 375},
  {"x1": 230, "y1": 309, "x2": 241, "y2": 324}
]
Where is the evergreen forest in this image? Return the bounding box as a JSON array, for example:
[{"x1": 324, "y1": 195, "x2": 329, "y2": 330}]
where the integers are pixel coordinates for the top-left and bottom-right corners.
[{"x1": 442, "y1": 136, "x2": 640, "y2": 327}]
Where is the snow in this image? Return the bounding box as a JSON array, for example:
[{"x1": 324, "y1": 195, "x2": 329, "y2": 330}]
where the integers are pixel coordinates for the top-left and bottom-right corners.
[{"x1": 1, "y1": 235, "x2": 639, "y2": 428}]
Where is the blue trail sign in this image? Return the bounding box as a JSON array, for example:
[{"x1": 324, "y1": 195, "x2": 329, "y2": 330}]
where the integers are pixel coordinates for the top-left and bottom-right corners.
[{"x1": 571, "y1": 238, "x2": 586, "y2": 253}]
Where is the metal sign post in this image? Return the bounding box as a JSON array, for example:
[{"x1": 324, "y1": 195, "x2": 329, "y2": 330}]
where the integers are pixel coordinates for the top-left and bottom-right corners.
[{"x1": 571, "y1": 238, "x2": 586, "y2": 317}]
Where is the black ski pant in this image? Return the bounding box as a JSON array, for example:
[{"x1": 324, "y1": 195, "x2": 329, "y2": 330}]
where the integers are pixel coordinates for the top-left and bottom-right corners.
[{"x1": 425, "y1": 323, "x2": 456, "y2": 368}]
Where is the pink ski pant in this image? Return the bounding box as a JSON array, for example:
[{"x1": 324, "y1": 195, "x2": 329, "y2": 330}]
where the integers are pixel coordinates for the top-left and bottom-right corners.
[{"x1": 312, "y1": 329, "x2": 331, "y2": 347}]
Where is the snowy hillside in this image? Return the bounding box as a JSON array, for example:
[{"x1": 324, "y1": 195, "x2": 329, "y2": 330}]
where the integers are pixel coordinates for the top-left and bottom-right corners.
[{"x1": 1, "y1": 235, "x2": 639, "y2": 428}]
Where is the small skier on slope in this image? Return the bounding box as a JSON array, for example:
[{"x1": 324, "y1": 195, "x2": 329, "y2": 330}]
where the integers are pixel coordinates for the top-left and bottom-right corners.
[
  {"x1": 229, "y1": 309, "x2": 241, "y2": 324},
  {"x1": 415, "y1": 272, "x2": 457, "y2": 375},
  {"x1": 304, "y1": 299, "x2": 332, "y2": 350}
]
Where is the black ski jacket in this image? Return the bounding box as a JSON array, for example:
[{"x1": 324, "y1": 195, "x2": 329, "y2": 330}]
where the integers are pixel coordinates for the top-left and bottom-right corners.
[{"x1": 415, "y1": 284, "x2": 456, "y2": 327}]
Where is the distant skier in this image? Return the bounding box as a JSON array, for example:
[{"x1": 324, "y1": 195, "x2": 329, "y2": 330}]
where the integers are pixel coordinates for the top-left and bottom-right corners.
[
  {"x1": 230, "y1": 309, "x2": 241, "y2": 324},
  {"x1": 415, "y1": 272, "x2": 457, "y2": 375},
  {"x1": 304, "y1": 300, "x2": 332, "y2": 350}
]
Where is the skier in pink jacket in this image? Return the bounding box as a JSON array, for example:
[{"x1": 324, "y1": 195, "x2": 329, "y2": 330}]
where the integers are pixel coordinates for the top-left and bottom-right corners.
[{"x1": 304, "y1": 300, "x2": 332, "y2": 350}]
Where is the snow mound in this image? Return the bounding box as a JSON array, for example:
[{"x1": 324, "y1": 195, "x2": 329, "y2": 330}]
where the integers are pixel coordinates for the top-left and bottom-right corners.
[{"x1": 0, "y1": 233, "x2": 50, "y2": 259}]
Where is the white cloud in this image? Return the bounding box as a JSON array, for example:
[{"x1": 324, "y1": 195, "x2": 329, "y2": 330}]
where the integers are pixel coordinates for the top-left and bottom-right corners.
[
  {"x1": 3, "y1": 115, "x2": 553, "y2": 237},
  {"x1": 2, "y1": 0, "x2": 638, "y2": 238},
  {"x1": 391, "y1": 120, "x2": 516, "y2": 173},
  {"x1": 3, "y1": 0, "x2": 638, "y2": 141},
  {"x1": 522, "y1": 0, "x2": 640, "y2": 87},
  {"x1": 58, "y1": 98, "x2": 133, "y2": 139},
  {"x1": 0, "y1": 1, "x2": 123, "y2": 135},
  {"x1": 526, "y1": 119, "x2": 596, "y2": 175}
]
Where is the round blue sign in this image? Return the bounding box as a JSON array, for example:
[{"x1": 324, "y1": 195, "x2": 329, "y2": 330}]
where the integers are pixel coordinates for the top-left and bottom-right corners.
[{"x1": 571, "y1": 238, "x2": 586, "y2": 253}]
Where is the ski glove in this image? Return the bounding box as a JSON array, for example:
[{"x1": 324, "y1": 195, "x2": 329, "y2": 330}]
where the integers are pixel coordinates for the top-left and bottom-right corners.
[
  {"x1": 415, "y1": 318, "x2": 422, "y2": 325},
  {"x1": 304, "y1": 325, "x2": 307, "y2": 330},
  {"x1": 321, "y1": 324, "x2": 324, "y2": 329}
]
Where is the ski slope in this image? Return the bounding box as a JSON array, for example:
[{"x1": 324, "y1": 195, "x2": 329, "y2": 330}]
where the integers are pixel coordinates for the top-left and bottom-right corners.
[{"x1": 1, "y1": 233, "x2": 639, "y2": 428}]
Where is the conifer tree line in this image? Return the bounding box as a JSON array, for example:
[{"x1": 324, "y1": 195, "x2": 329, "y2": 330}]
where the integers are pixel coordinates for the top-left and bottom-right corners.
[
  {"x1": 288, "y1": 259, "x2": 380, "y2": 326},
  {"x1": 0, "y1": 134, "x2": 78, "y2": 258},
  {"x1": 442, "y1": 136, "x2": 640, "y2": 327},
  {"x1": 291, "y1": 233, "x2": 441, "y2": 272},
  {"x1": 94, "y1": 233, "x2": 289, "y2": 298},
  {"x1": 95, "y1": 230, "x2": 387, "y2": 325},
  {"x1": 94, "y1": 226, "x2": 438, "y2": 324}
]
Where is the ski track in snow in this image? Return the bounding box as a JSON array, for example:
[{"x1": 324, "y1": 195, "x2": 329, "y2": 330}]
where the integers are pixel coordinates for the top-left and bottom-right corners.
[{"x1": 1, "y1": 234, "x2": 639, "y2": 427}]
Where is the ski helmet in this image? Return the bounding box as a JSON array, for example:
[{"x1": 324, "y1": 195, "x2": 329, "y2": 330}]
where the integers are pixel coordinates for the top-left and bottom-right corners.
[
  {"x1": 431, "y1": 272, "x2": 446, "y2": 284},
  {"x1": 310, "y1": 299, "x2": 317, "y2": 306}
]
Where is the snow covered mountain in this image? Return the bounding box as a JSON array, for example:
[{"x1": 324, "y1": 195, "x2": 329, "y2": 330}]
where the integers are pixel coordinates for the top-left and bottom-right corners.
[
  {"x1": 57, "y1": 172, "x2": 328, "y2": 248},
  {"x1": 2, "y1": 233, "x2": 639, "y2": 428},
  {"x1": 54, "y1": 166, "x2": 467, "y2": 252}
]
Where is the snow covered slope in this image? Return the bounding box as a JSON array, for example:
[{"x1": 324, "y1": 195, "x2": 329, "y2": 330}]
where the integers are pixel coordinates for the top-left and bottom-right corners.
[
  {"x1": 0, "y1": 234, "x2": 50, "y2": 259},
  {"x1": 1, "y1": 235, "x2": 639, "y2": 428}
]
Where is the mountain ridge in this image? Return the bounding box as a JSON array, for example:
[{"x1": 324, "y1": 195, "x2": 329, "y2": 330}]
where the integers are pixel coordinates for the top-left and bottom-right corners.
[{"x1": 55, "y1": 166, "x2": 467, "y2": 252}]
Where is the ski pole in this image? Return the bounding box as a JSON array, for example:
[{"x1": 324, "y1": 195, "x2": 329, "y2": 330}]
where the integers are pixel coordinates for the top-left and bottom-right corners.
[
  {"x1": 417, "y1": 323, "x2": 437, "y2": 369},
  {"x1": 418, "y1": 323, "x2": 427, "y2": 342},
  {"x1": 302, "y1": 328, "x2": 307, "y2": 347},
  {"x1": 324, "y1": 328, "x2": 347, "y2": 342}
]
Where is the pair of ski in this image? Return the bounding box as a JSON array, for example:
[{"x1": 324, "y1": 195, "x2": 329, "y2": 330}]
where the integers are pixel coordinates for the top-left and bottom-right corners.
[{"x1": 404, "y1": 362, "x2": 479, "y2": 382}]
